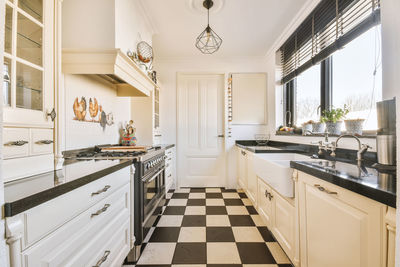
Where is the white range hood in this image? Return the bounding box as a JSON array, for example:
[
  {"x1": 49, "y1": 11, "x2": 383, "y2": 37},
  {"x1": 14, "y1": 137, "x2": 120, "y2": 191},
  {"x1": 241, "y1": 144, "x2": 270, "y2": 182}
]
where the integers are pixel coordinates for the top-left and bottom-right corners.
[{"x1": 62, "y1": 49, "x2": 155, "y2": 97}]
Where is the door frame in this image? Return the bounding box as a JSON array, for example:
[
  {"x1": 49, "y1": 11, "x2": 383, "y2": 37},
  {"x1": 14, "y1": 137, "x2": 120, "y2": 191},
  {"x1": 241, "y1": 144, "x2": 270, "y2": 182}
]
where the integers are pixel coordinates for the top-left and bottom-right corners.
[{"x1": 176, "y1": 72, "x2": 227, "y2": 189}]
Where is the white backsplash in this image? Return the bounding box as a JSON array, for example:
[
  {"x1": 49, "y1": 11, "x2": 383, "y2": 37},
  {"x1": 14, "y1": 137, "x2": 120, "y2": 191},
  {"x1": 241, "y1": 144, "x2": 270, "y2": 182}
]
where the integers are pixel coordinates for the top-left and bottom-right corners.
[{"x1": 64, "y1": 74, "x2": 131, "y2": 150}]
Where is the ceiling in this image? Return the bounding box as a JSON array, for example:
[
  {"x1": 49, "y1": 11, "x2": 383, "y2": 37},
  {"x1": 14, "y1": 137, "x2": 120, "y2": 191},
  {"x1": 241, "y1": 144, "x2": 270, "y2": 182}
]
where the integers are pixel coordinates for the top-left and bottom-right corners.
[{"x1": 140, "y1": 0, "x2": 308, "y2": 59}]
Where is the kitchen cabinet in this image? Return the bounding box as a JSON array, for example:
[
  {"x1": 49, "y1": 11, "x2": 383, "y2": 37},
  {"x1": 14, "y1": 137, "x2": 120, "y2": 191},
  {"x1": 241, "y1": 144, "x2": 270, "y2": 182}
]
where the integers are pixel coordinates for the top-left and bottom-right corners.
[
  {"x1": 2, "y1": 0, "x2": 56, "y2": 182},
  {"x1": 237, "y1": 147, "x2": 247, "y2": 189},
  {"x1": 3, "y1": 0, "x2": 55, "y2": 126},
  {"x1": 297, "y1": 171, "x2": 386, "y2": 267},
  {"x1": 258, "y1": 178, "x2": 296, "y2": 263},
  {"x1": 165, "y1": 146, "x2": 176, "y2": 193},
  {"x1": 246, "y1": 152, "x2": 258, "y2": 207},
  {"x1": 5, "y1": 166, "x2": 132, "y2": 267},
  {"x1": 231, "y1": 73, "x2": 267, "y2": 125},
  {"x1": 385, "y1": 207, "x2": 396, "y2": 267}
]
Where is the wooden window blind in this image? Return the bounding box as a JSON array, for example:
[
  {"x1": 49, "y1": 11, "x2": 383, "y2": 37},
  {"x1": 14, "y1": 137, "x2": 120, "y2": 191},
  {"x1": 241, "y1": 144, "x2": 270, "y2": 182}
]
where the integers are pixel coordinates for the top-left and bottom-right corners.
[{"x1": 279, "y1": 0, "x2": 381, "y2": 84}]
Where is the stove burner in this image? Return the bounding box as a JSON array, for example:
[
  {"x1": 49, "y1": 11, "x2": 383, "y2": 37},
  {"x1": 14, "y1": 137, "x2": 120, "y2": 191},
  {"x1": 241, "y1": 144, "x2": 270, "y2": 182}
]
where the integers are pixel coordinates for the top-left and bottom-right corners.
[
  {"x1": 75, "y1": 149, "x2": 145, "y2": 159},
  {"x1": 76, "y1": 152, "x2": 95, "y2": 158}
]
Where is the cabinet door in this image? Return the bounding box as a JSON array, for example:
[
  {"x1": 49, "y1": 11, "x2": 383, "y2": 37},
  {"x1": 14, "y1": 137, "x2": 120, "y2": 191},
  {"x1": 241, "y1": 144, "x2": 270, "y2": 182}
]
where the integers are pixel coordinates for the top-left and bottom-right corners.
[
  {"x1": 231, "y1": 73, "x2": 267, "y2": 124},
  {"x1": 298, "y1": 172, "x2": 385, "y2": 267},
  {"x1": 246, "y1": 152, "x2": 257, "y2": 207},
  {"x1": 272, "y1": 191, "x2": 295, "y2": 261},
  {"x1": 237, "y1": 148, "x2": 247, "y2": 189},
  {"x1": 3, "y1": 0, "x2": 54, "y2": 127},
  {"x1": 257, "y1": 178, "x2": 274, "y2": 228}
]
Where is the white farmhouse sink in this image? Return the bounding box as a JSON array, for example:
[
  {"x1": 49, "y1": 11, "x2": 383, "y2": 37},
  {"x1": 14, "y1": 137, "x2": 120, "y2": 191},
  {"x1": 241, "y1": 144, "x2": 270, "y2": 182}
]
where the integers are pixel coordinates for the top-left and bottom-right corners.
[{"x1": 253, "y1": 153, "x2": 317, "y2": 198}]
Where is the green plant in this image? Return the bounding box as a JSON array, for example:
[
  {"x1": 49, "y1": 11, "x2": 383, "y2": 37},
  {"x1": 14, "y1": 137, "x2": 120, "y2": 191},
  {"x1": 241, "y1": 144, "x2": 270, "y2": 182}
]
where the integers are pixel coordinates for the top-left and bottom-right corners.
[{"x1": 321, "y1": 107, "x2": 349, "y2": 123}]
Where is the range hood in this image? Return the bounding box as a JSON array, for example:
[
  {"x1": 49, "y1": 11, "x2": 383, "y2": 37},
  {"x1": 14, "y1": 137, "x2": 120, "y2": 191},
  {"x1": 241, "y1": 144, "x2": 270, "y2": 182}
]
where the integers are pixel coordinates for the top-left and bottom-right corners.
[{"x1": 62, "y1": 49, "x2": 155, "y2": 97}]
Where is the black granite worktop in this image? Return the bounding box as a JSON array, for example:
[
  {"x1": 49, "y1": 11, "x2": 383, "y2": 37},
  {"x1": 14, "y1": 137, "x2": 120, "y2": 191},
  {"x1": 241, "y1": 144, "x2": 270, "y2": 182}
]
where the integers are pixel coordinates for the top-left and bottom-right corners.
[
  {"x1": 4, "y1": 159, "x2": 132, "y2": 217},
  {"x1": 236, "y1": 140, "x2": 396, "y2": 207},
  {"x1": 291, "y1": 160, "x2": 396, "y2": 207}
]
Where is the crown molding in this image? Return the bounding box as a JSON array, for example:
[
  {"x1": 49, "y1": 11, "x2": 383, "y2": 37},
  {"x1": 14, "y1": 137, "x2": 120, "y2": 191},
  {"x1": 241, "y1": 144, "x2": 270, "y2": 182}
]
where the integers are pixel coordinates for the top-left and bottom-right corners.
[{"x1": 264, "y1": 0, "x2": 321, "y2": 60}]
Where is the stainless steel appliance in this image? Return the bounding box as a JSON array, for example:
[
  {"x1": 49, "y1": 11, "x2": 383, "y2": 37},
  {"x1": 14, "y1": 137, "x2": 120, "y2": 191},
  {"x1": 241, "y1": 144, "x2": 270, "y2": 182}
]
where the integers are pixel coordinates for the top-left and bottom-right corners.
[{"x1": 376, "y1": 98, "x2": 396, "y2": 166}]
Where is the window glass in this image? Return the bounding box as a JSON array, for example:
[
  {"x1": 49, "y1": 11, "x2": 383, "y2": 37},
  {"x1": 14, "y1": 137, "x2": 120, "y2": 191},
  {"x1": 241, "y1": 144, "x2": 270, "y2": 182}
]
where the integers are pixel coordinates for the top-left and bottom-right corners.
[
  {"x1": 332, "y1": 26, "x2": 382, "y2": 130},
  {"x1": 295, "y1": 64, "x2": 321, "y2": 126}
]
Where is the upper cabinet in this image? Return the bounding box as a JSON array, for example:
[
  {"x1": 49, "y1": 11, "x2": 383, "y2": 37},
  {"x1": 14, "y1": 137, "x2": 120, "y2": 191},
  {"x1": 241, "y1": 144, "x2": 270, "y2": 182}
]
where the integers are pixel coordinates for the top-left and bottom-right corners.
[
  {"x1": 230, "y1": 73, "x2": 267, "y2": 125},
  {"x1": 3, "y1": 0, "x2": 55, "y2": 127},
  {"x1": 61, "y1": 0, "x2": 156, "y2": 97}
]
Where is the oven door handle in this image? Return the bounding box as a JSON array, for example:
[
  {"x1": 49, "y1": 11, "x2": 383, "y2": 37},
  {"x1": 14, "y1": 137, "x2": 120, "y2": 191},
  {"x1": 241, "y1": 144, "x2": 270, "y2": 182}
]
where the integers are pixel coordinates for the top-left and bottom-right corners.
[{"x1": 142, "y1": 169, "x2": 164, "y2": 183}]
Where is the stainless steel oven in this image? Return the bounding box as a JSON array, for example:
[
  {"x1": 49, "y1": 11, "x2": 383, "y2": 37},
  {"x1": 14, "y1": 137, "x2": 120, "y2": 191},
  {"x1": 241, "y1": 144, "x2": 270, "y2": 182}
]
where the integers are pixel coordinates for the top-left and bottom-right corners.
[{"x1": 128, "y1": 152, "x2": 166, "y2": 263}]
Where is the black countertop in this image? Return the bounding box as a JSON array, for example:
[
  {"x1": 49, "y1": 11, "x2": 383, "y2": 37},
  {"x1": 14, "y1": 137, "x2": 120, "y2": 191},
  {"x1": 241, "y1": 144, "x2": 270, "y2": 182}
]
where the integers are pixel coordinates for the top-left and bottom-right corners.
[
  {"x1": 4, "y1": 144, "x2": 176, "y2": 217},
  {"x1": 4, "y1": 159, "x2": 133, "y2": 217},
  {"x1": 236, "y1": 140, "x2": 396, "y2": 207}
]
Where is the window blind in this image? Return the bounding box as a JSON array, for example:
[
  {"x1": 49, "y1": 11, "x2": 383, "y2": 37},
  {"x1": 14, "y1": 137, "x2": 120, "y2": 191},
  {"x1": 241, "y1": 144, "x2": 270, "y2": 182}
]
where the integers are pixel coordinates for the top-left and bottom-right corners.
[{"x1": 279, "y1": 0, "x2": 381, "y2": 84}]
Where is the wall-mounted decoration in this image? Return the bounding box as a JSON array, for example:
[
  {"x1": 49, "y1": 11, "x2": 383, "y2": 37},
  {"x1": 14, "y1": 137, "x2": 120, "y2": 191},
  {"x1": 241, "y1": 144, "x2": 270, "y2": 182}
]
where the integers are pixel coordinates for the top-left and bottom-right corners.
[
  {"x1": 73, "y1": 97, "x2": 87, "y2": 121},
  {"x1": 121, "y1": 120, "x2": 137, "y2": 146},
  {"x1": 72, "y1": 97, "x2": 114, "y2": 129}
]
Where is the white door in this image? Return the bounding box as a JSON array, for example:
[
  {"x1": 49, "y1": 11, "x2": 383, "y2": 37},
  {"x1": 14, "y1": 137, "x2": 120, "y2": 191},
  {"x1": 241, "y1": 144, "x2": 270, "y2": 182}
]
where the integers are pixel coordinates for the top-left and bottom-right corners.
[{"x1": 177, "y1": 74, "x2": 225, "y2": 187}]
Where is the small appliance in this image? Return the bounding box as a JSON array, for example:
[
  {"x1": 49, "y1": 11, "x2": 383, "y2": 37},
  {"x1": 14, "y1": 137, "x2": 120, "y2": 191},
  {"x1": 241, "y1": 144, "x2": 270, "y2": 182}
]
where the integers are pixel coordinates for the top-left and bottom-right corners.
[{"x1": 376, "y1": 98, "x2": 396, "y2": 167}]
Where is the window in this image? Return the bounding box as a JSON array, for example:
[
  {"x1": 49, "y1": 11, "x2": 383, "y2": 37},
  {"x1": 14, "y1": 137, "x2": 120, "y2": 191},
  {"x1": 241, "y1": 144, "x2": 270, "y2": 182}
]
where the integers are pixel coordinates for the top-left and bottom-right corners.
[
  {"x1": 295, "y1": 64, "x2": 321, "y2": 126},
  {"x1": 332, "y1": 26, "x2": 382, "y2": 130}
]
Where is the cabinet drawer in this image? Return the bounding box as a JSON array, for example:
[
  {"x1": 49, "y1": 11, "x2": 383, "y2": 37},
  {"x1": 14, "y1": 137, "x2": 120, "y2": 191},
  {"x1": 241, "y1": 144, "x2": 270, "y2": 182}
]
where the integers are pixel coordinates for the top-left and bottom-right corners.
[
  {"x1": 31, "y1": 128, "x2": 53, "y2": 155},
  {"x1": 23, "y1": 184, "x2": 130, "y2": 266},
  {"x1": 3, "y1": 127, "x2": 30, "y2": 159},
  {"x1": 24, "y1": 166, "x2": 131, "y2": 248}
]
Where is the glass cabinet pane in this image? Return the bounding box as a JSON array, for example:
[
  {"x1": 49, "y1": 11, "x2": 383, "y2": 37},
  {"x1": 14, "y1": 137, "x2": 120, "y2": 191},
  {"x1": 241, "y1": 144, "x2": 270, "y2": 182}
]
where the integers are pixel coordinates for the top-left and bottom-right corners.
[
  {"x1": 16, "y1": 62, "x2": 43, "y2": 110},
  {"x1": 17, "y1": 13, "x2": 42, "y2": 66},
  {"x1": 5, "y1": 5, "x2": 12, "y2": 54},
  {"x1": 3, "y1": 57, "x2": 12, "y2": 106},
  {"x1": 18, "y1": 0, "x2": 43, "y2": 22}
]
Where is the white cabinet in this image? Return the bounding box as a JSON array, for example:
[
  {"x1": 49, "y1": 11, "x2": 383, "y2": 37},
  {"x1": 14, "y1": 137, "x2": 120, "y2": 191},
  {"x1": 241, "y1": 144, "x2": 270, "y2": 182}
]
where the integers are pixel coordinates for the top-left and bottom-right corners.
[
  {"x1": 257, "y1": 178, "x2": 296, "y2": 263},
  {"x1": 2, "y1": 0, "x2": 56, "y2": 181},
  {"x1": 385, "y1": 207, "x2": 396, "y2": 267},
  {"x1": 5, "y1": 166, "x2": 132, "y2": 267},
  {"x1": 165, "y1": 147, "x2": 176, "y2": 193},
  {"x1": 246, "y1": 152, "x2": 258, "y2": 207},
  {"x1": 231, "y1": 73, "x2": 267, "y2": 125},
  {"x1": 237, "y1": 148, "x2": 248, "y2": 189},
  {"x1": 3, "y1": 0, "x2": 55, "y2": 127},
  {"x1": 297, "y1": 171, "x2": 386, "y2": 267}
]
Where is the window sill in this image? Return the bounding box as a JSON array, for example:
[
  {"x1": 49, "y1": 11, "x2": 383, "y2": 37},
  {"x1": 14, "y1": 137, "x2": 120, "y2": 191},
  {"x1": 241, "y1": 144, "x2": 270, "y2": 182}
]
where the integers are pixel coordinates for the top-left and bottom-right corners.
[{"x1": 275, "y1": 131, "x2": 377, "y2": 139}]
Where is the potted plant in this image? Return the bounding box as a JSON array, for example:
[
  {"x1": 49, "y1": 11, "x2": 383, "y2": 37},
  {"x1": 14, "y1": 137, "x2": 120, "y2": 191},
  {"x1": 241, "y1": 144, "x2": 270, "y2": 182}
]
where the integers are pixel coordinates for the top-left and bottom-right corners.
[
  {"x1": 302, "y1": 120, "x2": 313, "y2": 135},
  {"x1": 321, "y1": 107, "x2": 349, "y2": 135},
  {"x1": 345, "y1": 118, "x2": 365, "y2": 135},
  {"x1": 312, "y1": 120, "x2": 325, "y2": 133}
]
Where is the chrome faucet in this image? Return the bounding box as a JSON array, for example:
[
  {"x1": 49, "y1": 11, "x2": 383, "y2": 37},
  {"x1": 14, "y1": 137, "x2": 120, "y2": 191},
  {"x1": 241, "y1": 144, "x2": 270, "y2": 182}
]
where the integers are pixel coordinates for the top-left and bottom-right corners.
[
  {"x1": 331, "y1": 134, "x2": 371, "y2": 163},
  {"x1": 312, "y1": 130, "x2": 336, "y2": 155}
]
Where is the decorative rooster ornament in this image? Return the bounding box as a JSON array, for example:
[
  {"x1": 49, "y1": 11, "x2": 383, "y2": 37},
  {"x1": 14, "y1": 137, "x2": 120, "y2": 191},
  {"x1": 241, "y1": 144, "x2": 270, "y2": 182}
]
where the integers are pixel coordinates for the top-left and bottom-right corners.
[{"x1": 73, "y1": 97, "x2": 87, "y2": 121}]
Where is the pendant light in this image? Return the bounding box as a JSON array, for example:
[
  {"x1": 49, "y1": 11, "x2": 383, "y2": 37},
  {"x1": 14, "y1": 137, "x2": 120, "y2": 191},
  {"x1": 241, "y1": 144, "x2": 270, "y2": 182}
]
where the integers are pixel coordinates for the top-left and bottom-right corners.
[{"x1": 195, "y1": 0, "x2": 222, "y2": 54}]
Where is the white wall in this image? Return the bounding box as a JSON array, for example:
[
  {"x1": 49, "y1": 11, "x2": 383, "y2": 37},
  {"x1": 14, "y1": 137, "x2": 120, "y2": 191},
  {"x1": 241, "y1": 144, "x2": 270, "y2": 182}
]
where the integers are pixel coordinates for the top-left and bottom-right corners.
[
  {"x1": 63, "y1": 75, "x2": 132, "y2": 150},
  {"x1": 0, "y1": 0, "x2": 7, "y2": 264}
]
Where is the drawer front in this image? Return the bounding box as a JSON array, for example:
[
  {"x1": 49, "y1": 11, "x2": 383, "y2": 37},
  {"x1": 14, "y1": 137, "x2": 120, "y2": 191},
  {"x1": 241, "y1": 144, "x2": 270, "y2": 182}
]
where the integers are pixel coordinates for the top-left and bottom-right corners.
[
  {"x1": 3, "y1": 127, "x2": 30, "y2": 159},
  {"x1": 24, "y1": 166, "x2": 131, "y2": 248},
  {"x1": 23, "y1": 184, "x2": 130, "y2": 266},
  {"x1": 31, "y1": 128, "x2": 54, "y2": 155}
]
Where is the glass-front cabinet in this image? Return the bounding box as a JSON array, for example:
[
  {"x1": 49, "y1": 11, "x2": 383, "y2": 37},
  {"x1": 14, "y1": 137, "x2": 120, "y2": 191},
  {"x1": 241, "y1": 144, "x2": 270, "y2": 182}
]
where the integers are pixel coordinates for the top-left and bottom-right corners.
[{"x1": 3, "y1": 0, "x2": 54, "y2": 126}]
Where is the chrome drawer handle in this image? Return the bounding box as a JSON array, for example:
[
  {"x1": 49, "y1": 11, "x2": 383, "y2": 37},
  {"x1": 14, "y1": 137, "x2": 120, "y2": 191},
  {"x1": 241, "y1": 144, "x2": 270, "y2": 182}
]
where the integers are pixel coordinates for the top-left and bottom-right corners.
[
  {"x1": 265, "y1": 189, "x2": 273, "y2": 201},
  {"x1": 314, "y1": 184, "x2": 337, "y2": 195},
  {"x1": 5, "y1": 140, "x2": 28, "y2": 146},
  {"x1": 91, "y1": 185, "x2": 111, "y2": 196},
  {"x1": 91, "y1": 204, "x2": 110, "y2": 218},
  {"x1": 93, "y1": 250, "x2": 110, "y2": 267},
  {"x1": 36, "y1": 140, "x2": 54, "y2": 145}
]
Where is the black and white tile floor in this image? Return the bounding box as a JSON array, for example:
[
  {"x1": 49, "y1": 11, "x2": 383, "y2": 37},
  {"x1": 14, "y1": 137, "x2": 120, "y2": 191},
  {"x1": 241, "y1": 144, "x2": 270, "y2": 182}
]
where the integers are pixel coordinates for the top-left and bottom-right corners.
[{"x1": 130, "y1": 188, "x2": 293, "y2": 267}]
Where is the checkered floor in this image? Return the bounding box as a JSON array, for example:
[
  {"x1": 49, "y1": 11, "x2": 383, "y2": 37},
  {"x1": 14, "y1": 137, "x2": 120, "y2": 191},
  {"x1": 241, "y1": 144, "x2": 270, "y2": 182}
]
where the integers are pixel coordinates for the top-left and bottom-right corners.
[{"x1": 132, "y1": 188, "x2": 293, "y2": 267}]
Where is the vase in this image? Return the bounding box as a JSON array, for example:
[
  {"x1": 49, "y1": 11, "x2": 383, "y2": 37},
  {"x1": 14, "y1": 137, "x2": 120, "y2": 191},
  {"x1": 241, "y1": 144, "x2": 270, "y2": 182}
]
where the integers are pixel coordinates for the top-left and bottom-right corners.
[
  {"x1": 312, "y1": 122, "x2": 325, "y2": 133},
  {"x1": 345, "y1": 119, "x2": 364, "y2": 135},
  {"x1": 326, "y1": 121, "x2": 343, "y2": 135}
]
